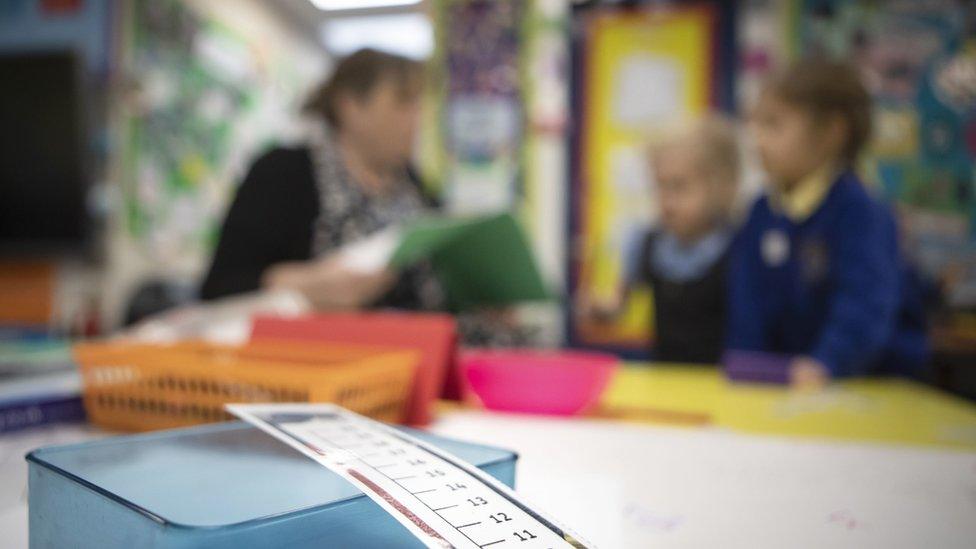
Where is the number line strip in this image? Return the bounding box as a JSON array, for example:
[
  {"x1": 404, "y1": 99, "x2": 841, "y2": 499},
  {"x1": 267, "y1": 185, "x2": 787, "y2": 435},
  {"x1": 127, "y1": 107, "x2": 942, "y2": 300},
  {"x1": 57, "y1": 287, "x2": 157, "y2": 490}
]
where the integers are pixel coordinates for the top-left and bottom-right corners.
[
  {"x1": 227, "y1": 404, "x2": 590, "y2": 549},
  {"x1": 320, "y1": 427, "x2": 486, "y2": 548}
]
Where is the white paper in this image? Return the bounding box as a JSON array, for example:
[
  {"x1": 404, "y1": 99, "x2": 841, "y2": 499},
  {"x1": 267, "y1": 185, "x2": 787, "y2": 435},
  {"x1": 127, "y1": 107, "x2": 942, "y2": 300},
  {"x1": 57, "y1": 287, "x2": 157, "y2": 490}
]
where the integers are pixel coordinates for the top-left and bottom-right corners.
[
  {"x1": 336, "y1": 227, "x2": 402, "y2": 274},
  {"x1": 613, "y1": 56, "x2": 684, "y2": 127},
  {"x1": 123, "y1": 289, "x2": 310, "y2": 344}
]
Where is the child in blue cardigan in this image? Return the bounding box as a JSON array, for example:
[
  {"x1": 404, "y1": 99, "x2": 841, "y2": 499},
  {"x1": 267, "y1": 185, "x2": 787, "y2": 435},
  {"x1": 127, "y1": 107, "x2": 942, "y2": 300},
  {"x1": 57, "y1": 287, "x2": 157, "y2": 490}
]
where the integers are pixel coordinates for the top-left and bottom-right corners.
[{"x1": 728, "y1": 58, "x2": 928, "y2": 387}]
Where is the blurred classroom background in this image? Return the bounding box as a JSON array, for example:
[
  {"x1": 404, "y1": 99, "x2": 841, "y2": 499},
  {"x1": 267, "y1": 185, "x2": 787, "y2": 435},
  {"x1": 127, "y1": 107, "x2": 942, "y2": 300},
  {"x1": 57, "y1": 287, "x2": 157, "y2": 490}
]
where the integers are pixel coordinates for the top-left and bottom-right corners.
[
  {"x1": 4, "y1": 1, "x2": 976, "y2": 547},
  {"x1": 2, "y1": 0, "x2": 975, "y2": 394}
]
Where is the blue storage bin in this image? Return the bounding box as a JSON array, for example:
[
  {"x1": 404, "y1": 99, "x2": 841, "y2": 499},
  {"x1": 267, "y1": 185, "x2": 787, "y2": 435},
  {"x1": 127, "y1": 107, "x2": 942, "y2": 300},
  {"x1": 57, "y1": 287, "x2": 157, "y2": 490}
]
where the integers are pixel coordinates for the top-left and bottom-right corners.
[{"x1": 27, "y1": 421, "x2": 517, "y2": 548}]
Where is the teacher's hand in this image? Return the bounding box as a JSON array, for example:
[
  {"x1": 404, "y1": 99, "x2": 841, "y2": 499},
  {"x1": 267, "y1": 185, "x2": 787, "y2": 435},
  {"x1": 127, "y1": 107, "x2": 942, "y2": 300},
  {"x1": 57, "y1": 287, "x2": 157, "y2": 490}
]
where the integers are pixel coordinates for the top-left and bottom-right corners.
[{"x1": 263, "y1": 255, "x2": 396, "y2": 311}]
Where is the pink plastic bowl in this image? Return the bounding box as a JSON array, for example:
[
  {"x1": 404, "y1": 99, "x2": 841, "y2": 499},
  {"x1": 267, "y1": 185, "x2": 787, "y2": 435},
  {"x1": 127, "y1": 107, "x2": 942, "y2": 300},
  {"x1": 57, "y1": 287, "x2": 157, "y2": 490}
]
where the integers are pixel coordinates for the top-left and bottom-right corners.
[{"x1": 461, "y1": 349, "x2": 620, "y2": 415}]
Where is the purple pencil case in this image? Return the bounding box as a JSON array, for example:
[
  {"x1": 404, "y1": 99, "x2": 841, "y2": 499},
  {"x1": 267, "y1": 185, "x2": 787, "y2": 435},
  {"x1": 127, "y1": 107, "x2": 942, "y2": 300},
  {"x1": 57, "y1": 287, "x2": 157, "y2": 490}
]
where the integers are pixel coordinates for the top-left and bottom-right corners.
[{"x1": 723, "y1": 350, "x2": 791, "y2": 384}]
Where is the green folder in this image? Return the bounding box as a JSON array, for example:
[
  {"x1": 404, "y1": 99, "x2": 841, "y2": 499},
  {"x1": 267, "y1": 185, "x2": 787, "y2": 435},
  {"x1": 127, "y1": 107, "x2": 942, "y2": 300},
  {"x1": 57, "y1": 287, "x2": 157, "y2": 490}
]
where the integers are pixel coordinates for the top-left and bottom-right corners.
[{"x1": 390, "y1": 213, "x2": 551, "y2": 309}]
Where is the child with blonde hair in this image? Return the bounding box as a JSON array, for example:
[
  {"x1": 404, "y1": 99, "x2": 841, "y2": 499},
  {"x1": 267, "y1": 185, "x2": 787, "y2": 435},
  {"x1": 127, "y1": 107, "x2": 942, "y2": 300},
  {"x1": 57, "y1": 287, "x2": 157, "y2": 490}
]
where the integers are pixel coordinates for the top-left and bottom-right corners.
[{"x1": 583, "y1": 114, "x2": 740, "y2": 364}]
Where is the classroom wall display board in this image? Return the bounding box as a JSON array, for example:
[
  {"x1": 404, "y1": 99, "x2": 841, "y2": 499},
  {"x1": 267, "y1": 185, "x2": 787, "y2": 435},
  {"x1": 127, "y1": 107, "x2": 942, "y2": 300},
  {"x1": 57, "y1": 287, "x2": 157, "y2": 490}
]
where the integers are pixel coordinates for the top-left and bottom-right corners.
[
  {"x1": 567, "y1": 1, "x2": 735, "y2": 357},
  {"x1": 116, "y1": 0, "x2": 319, "y2": 273},
  {"x1": 424, "y1": 0, "x2": 572, "y2": 292},
  {"x1": 794, "y1": 1, "x2": 976, "y2": 309},
  {"x1": 431, "y1": 0, "x2": 527, "y2": 216}
]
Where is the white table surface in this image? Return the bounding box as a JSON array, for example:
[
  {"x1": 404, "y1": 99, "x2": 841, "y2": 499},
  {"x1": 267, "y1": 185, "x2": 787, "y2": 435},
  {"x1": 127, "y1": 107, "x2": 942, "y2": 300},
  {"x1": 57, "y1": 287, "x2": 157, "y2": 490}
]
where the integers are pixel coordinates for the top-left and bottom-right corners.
[
  {"x1": 3, "y1": 411, "x2": 976, "y2": 548},
  {"x1": 430, "y1": 411, "x2": 976, "y2": 548}
]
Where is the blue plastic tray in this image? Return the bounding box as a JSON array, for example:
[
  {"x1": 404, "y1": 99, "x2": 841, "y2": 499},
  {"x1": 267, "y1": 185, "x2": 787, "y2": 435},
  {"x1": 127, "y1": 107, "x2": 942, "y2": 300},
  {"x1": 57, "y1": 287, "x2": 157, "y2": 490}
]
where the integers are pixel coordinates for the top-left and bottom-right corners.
[{"x1": 27, "y1": 421, "x2": 517, "y2": 548}]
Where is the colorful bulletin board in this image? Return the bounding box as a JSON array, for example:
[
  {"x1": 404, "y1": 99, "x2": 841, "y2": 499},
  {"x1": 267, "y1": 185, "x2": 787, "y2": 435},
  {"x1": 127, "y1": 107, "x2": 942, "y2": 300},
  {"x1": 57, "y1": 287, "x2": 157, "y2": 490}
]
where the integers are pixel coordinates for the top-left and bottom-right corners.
[
  {"x1": 568, "y1": 1, "x2": 735, "y2": 356},
  {"x1": 426, "y1": 0, "x2": 571, "y2": 287},
  {"x1": 434, "y1": 0, "x2": 526, "y2": 215},
  {"x1": 118, "y1": 0, "x2": 316, "y2": 270},
  {"x1": 794, "y1": 1, "x2": 976, "y2": 310}
]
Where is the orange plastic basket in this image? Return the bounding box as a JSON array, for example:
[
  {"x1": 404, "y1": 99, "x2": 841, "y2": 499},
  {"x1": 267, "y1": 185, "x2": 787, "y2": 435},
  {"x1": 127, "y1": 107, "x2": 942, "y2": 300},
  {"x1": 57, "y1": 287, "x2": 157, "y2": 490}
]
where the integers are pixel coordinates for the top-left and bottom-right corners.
[{"x1": 73, "y1": 340, "x2": 418, "y2": 432}]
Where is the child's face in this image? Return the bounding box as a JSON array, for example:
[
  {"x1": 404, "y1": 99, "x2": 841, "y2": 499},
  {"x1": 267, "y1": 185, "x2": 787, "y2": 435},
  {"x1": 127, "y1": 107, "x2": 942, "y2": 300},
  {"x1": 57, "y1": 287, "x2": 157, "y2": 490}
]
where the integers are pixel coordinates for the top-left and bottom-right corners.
[
  {"x1": 751, "y1": 91, "x2": 837, "y2": 190},
  {"x1": 652, "y1": 147, "x2": 716, "y2": 242}
]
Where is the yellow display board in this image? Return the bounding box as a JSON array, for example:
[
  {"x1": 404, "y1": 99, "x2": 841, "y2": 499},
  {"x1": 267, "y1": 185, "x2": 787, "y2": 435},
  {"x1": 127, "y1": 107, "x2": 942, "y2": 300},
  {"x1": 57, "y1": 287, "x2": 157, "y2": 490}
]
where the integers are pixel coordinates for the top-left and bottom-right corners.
[
  {"x1": 601, "y1": 365, "x2": 976, "y2": 451},
  {"x1": 574, "y1": 6, "x2": 716, "y2": 349}
]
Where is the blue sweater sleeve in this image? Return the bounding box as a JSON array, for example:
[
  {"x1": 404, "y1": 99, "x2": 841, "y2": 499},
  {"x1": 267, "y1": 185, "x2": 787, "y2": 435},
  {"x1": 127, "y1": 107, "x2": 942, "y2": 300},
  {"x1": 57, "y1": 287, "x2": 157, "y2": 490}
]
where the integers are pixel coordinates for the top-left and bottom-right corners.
[
  {"x1": 809, "y1": 199, "x2": 899, "y2": 376},
  {"x1": 726, "y1": 201, "x2": 769, "y2": 352}
]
